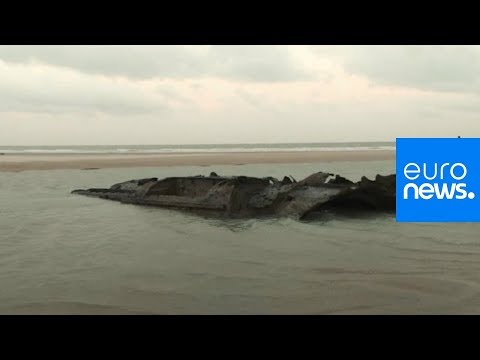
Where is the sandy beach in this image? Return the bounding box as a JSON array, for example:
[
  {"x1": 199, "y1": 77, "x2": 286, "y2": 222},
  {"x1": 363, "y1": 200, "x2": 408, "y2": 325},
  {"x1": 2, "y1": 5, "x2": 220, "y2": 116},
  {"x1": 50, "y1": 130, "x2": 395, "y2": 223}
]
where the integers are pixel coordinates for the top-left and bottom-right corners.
[{"x1": 0, "y1": 150, "x2": 395, "y2": 172}]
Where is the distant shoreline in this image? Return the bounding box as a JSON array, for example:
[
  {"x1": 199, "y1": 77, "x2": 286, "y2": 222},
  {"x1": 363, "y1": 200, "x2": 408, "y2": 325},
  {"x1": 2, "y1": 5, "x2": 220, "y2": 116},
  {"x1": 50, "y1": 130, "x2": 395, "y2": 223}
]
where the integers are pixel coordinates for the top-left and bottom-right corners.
[{"x1": 0, "y1": 150, "x2": 395, "y2": 172}]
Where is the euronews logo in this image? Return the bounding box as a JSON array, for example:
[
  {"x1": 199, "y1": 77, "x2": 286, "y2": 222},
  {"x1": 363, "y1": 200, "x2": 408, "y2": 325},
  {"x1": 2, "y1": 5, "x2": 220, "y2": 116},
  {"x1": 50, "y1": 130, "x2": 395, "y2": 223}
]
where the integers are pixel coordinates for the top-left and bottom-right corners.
[
  {"x1": 402, "y1": 162, "x2": 475, "y2": 200},
  {"x1": 396, "y1": 138, "x2": 480, "y2": 222}
]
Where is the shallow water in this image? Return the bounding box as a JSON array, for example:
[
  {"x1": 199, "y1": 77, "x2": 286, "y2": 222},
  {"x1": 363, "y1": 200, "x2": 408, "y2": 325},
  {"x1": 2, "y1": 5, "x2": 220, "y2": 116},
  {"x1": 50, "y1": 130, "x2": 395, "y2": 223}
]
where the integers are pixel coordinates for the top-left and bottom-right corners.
[{"x1": 2, "y1": 161, "x2": 480, "y2": 314}]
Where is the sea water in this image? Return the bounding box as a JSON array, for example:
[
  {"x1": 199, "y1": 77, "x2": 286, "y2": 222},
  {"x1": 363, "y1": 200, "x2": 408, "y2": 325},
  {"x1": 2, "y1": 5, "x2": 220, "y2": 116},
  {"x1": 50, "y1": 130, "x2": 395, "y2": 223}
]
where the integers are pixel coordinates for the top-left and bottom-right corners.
[{"x1": 2, "y1": 160, "x2": 480, "y2": 314}]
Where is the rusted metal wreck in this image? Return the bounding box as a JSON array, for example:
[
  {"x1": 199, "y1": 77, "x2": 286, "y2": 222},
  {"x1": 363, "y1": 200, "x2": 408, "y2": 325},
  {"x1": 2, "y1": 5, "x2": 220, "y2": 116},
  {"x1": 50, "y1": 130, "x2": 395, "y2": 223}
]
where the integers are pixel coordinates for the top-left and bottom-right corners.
[{"x1": 71, "y1": 171, "x2": 396, "y2": 220}]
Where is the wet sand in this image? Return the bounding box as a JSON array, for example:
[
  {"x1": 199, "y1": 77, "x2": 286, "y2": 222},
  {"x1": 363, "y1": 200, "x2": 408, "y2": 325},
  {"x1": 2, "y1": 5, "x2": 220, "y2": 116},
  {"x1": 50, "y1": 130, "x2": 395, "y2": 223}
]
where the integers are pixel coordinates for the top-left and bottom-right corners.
[{"x1": 0, "y1": 150, "x2": 395, "y2": 172}]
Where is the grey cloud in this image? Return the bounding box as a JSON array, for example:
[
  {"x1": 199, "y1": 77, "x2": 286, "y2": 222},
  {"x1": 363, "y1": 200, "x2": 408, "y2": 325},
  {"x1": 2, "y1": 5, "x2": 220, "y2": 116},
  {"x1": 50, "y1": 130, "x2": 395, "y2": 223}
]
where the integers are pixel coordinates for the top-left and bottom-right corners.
[
  {"x1": 320, "y1": 45, "x2": 480, "y2": 93},
  {"x1": 0, "y1": 62, "x2": 168, "y2": 115},
  {"x1": 0, "y1": 46, "x2": 207, "y2": 80},
  {"x1": 0, "y1": 45, "x2": 312, "y2": 82},
  {"x1": 3, "y1": 45, "x2": 480, "y2": 145},
  {"x1": 423, "y1": 95, "x2": 480, "y2": 115},
  {"x1": 208, "y1": 46, "x2": 313, "y2": 82},
  {"x1": 155, "y1": 86, "x2": 191, "y2": 103},
  {"x1": 235, "y1": 88, "x2": 264, "y2": 109},
  {"x1": 0, "y1": 95, "x2": 163, "y2": 115}
]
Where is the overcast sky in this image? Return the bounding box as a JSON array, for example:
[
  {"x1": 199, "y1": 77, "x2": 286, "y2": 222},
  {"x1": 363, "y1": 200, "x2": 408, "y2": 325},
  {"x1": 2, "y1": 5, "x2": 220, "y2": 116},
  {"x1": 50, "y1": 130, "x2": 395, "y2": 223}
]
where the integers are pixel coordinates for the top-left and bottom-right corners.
[{"x1": 1, "y1": 45, "x2": 479, "y2": 145}]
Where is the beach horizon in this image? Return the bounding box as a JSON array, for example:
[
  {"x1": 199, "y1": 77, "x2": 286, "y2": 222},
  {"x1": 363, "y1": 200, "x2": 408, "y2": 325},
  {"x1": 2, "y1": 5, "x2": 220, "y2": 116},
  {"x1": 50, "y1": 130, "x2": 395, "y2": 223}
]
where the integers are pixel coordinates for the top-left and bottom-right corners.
[{"x1": 0, "y1": 150, "x2": 396, "y2": 172}]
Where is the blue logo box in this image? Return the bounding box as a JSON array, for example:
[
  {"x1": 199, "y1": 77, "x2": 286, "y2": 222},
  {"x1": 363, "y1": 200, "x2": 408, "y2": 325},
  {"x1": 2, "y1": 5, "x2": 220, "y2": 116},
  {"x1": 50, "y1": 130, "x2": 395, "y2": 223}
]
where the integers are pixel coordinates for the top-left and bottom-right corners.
[{"x1": 396, "y1": 138, "x2": 480, "y2": 222}]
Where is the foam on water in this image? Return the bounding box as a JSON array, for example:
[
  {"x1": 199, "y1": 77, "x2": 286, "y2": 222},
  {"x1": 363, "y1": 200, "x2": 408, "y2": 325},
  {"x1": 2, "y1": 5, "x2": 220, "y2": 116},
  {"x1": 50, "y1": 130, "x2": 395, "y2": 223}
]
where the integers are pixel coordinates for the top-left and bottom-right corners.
[{"x1": 0, "y1": 142, "x2": 395, "y2": 154}]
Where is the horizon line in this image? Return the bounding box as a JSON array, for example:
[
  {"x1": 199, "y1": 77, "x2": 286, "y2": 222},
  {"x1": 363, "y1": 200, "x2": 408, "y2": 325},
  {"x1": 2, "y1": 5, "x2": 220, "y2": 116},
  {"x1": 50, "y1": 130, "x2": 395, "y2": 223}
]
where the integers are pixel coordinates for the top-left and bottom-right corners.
[{"x1": 0, "y1": 140, "x2": 396, "y2": 147}]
